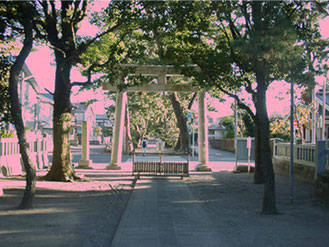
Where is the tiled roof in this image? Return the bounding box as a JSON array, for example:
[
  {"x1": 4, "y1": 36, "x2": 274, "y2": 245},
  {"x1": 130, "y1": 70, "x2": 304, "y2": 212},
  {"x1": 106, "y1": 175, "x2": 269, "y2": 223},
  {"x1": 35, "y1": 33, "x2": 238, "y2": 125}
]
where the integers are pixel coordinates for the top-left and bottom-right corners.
[
  {"x1": 39, "y1": 93, "x2": 54, "y2": 102},
  {"x1": 72, "y1": 103, "x2": 87, "y2": 112}
]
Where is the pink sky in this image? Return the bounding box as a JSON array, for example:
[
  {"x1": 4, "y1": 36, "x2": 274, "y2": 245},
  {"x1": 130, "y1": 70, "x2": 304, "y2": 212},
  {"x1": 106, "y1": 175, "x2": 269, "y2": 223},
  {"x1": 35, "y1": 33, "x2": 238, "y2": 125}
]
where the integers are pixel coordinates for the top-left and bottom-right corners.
[{"x1": 25, "y1": 10, "x2": 329, "y2": 117}]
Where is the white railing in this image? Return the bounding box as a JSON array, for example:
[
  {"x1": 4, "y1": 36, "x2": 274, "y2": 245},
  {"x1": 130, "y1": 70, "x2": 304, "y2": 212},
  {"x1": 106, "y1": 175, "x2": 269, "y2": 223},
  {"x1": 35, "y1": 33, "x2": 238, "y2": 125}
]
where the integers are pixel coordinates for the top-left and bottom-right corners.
[
  {"x1": 274, "y1": 142, "x2": 316, "y2": 167},
  {"x1": 0, "y1": 134, "x2": 52, "y2": 176}
]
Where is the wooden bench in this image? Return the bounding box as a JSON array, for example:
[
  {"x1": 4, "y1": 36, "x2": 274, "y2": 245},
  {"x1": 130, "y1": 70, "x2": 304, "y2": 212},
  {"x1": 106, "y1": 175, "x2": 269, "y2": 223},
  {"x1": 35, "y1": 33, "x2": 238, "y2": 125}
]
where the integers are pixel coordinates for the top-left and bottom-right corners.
[{"x1": 132, "y1": 151, "x2": 190, "y2": 179}]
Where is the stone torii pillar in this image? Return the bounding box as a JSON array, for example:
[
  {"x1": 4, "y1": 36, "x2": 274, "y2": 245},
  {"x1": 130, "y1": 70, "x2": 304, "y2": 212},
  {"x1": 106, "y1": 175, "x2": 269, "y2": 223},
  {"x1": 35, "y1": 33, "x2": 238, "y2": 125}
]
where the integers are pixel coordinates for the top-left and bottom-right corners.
[
  {"x1": 195, "y1": 91, "x2": 211, "y2": 171},
  {"x1": 106, "y1": 86, "x2": 127, "y2": 170},
  {"x1": 77, "y1": 121, "x2": 92, "y2": 168}
]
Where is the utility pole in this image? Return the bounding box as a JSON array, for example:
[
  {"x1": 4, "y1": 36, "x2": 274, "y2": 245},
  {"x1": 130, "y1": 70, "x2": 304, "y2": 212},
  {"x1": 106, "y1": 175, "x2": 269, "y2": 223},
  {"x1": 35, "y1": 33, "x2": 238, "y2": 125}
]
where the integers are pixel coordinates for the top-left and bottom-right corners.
[
  {"x1": 290, "y1": 81, "x2": 294, "y2": 202},
  {"x1": 234, "y1": 96, "x2": 238, "y2": 172},
  {"x1": 322, "y1": 80, "x2": 326, "y2": 140},
  {"x1": 312, "y1": 88, "x2": 317, "y2": 144}
]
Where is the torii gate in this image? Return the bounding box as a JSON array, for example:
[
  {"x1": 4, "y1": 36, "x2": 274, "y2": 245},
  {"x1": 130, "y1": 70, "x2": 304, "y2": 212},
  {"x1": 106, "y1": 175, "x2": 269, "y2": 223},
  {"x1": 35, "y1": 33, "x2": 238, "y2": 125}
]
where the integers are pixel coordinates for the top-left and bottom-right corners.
[{"x1": 102, "y1": 64, "x2": 211, "y2": 172}]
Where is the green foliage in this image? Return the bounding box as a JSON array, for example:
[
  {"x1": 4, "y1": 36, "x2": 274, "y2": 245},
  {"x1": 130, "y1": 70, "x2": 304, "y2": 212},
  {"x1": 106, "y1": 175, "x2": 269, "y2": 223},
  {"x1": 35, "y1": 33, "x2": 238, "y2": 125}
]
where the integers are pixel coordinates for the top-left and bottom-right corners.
[
  {"x1": 80, "y1": 99, "x2": 98, "y2": 107},
  {"x1": 269, "y1": 115, "x2": 290, "y2": 141},
  {"x1": 107, "y1": 90, "x2": 196, "y2": 148},
  {"x1": 103, "y1": 127, "x2": 112, "y2": 137},
  {"x1": 0, "y1": 130, "x2": 15, "y2": 138},
  {"x1": 241, "y1": 111, "x2": 254, "y2": 137},
  {"x1": 220, "y1": 115, "x2": 235, "y2": 139},
  {"x1": 95, "y1": 127, "x2": 102, "y2": 137},
  {"x1": 0, "y1": 40, "x2": 16, "y2": 131}
]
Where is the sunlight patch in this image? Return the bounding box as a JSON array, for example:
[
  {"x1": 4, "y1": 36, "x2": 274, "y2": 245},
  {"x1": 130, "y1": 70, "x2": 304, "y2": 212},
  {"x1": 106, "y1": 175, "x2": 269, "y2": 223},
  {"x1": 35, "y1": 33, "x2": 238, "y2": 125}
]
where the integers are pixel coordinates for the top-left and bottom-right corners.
[{"x1": 0, "y1": 208, "x2": 74, "y2": 216}]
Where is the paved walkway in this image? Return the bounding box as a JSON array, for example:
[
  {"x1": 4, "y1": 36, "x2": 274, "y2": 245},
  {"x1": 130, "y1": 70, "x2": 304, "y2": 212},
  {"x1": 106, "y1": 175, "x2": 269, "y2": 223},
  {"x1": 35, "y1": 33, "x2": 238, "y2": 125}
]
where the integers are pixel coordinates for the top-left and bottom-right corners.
[{"x1": 111, "y1": 177, "x2": 221, "y2": 247}]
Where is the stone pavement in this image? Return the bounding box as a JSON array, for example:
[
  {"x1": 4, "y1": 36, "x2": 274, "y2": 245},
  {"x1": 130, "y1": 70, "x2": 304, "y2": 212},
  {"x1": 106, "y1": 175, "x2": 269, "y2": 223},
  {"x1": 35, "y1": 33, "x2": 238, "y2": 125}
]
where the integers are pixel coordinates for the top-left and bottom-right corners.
[{"x1": 111, "y1": 177, "x2": 221, "y2": 247}]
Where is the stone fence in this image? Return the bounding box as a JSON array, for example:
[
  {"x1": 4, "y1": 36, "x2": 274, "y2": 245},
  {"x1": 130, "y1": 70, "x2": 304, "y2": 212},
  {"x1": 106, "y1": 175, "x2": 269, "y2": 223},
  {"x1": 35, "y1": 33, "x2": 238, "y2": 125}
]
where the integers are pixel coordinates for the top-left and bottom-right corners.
[
  {"x1": 273, "y1": 142, "x2": 318, "y2": 181},
  {"x1": 0, "y1": 134, "x2": 52, "y2": 176},
  {"x1": 273, "y1": 141, "x2": 329, "y2": 205},
  {"x1": 273, "y1": 141, "x2": 329, "y2": 179}
]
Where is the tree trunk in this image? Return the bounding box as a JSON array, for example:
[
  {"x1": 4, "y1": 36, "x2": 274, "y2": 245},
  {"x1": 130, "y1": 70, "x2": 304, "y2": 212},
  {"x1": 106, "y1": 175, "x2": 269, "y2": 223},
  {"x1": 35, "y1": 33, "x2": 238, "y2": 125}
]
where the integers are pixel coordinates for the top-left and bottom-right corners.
[
  {"x1": 43, "y1": 54, "x2": 78, "y2": 181},
  {"x1": 250, "y1": 1, "x2": 277, "y2": 214},
  {"x1": 255, "y1": 73, "x2": 278, "y2": 214},
  {"x1": 169, "y1": 92, "x2": 189, "y2": 151},
  {"x1": 175, "y1": 136, "x2": 182, "y2": 151},
  {"x1": 253, "y1": 117, "x2": 264, "y2": 184},
  {"x1": 9, "y1": 17, "x2": 36, "y2": 209}
]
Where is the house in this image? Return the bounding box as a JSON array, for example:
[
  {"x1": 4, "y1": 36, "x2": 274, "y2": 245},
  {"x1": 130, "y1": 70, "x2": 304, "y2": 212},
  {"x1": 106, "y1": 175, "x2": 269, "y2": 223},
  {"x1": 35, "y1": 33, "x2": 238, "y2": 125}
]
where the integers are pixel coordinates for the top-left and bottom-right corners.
[
  {"x1": 208, "y1": 125, "x2": 225, "y2": 140},
  {"x1": 19, "y1": 62, "x2": 41, "y2": 131},
  {"x1": 2, "y1": 57, "x2": 54, "y2": 136},
  {"x1": 296, "y1": 88, "x2": 329, "y2": 143},
  {"x1": 315, "y1": 89, "x2": 329, "y2": 140},
  {"x1": 5, "y1": 60, "x2": 54, "y2": 136},
  {"x1": 96, "y1": 114, "x2": 112, "y2": 128},
  {"x1": 95, "y1": 114, "x2": 113, "y2": 143},
  {"x1": 37, "y1": 92, "x2": 54, "y2": 136}
]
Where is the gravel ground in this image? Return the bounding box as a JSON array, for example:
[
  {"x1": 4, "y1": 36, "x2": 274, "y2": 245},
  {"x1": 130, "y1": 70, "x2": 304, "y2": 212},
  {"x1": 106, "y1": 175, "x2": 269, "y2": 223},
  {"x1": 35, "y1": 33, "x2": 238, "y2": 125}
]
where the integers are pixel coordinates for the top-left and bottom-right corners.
[
  {"x1": 0, "y1": 171, "x2": 134, "y2": 247},
  {"x1": 185, "y1": 171, "x2": 329, "y2": 247},
  {"x1": 1, "y1": 169, "x2": 329, "y2": 247}
]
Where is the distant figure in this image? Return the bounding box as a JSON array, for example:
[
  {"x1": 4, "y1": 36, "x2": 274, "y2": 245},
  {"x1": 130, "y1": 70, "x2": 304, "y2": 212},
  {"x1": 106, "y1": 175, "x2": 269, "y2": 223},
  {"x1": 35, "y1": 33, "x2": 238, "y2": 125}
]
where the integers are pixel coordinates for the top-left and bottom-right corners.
[{"x1": 142, "y1": 137, "x2": 147, "y2": 156}]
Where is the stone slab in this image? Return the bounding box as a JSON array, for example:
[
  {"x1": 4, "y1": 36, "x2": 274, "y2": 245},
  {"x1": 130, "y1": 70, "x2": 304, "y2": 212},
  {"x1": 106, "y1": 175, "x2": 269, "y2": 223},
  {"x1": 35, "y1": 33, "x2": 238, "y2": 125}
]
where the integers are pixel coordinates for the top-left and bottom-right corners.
[
  {"x1": 77, "y1": 160, "x2": 92, "y2": 169},
  {"x1": 111, "y1": 178, "x2": 222, "y2": 247}
]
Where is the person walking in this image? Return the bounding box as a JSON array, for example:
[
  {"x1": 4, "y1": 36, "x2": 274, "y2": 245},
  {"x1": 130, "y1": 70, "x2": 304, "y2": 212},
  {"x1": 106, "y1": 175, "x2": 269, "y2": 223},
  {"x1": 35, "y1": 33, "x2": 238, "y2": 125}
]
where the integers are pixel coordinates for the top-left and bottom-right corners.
[{"x1": 142, "y1": 137, "x2": 147, "y2": 156}]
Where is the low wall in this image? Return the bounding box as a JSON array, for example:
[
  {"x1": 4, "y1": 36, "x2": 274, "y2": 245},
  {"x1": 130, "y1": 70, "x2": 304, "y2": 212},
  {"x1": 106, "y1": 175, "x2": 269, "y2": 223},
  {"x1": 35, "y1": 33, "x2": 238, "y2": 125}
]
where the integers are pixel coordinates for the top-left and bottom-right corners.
[
  {"x1": 209, "y1": 138, "x2": 255, "y2": 160},
  {"x1": 314, "y1": 173, "x2": 329, "y2": 206},
  {"x1": 272, "y1": 156, "x2": 315, "y2": 182},
  {"x1": 221, "y1": 139, "x2": 235, "y2": 152},
  {"x1": 209, "y1": 139, "x2": 222, "y2": 149}
]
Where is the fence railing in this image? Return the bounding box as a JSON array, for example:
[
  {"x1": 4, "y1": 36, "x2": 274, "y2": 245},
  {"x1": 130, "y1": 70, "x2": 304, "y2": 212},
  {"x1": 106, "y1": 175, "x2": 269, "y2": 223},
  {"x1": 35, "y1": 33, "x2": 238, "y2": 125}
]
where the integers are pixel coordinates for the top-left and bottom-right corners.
[
  {"x1": 0, "y1": 134, "x2": 52, "y2": 176},
  {"x1": 274, "y1": 142, "x2": 316, "y2": 167}
]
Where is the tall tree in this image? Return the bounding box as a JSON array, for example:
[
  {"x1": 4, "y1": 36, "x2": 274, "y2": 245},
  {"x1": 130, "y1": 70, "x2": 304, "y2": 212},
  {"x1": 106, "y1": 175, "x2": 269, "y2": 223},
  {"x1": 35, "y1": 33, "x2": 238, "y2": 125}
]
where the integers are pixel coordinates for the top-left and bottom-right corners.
[
  {"x1": 32, "y1": 0, "x2": 139, "y2": 181},
  {"x1": 140, "y1": 1, "x2": 328, "y2": 213},
  {"x1": 1, "y1": 1, "x2": 37, "y2": 209}
]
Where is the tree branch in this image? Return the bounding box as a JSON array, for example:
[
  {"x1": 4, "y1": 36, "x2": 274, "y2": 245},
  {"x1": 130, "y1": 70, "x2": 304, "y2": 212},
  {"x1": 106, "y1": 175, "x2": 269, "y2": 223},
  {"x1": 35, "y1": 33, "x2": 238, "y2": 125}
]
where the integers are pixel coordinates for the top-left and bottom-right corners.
[
  {"x1": 39, "y1": 0, "x2": 59, "y2": 44},
  {"x1": 217, "y1": 84, "x2": 255, "y2": 120},
  {"x1": 220, "y1": 22, "x2": 252, "y2": 73},
  {"x1": 78, "y1": 21, "x2": 123, "y2": 54},
  {"x1": 72, "y1": 0, "x2": 88, "y2": 34},
  {"x1": 32, "y1": 20, "x2": 47, "y2": 40},
  {"x1": 49, "y1": 44, "x2": 66, "y2": 57},
  {"x1": 225, "y1": 12, "x2": 241, "y2": 40},
  {"x1": 44, "y1": 88, "x2": 54, "y2": 95},
  {"x1": 70, "y1": 63, "x2": 95, "y2": 88},
  {"x1": 72, "y1": 30, "x2": 129, "y2": 88},
  {"x1": 241, "y1": 1, "x2": 252, "y2": 31},
  {"x1": 188, "y1": 92, "x2": 197, "y2": 110}
]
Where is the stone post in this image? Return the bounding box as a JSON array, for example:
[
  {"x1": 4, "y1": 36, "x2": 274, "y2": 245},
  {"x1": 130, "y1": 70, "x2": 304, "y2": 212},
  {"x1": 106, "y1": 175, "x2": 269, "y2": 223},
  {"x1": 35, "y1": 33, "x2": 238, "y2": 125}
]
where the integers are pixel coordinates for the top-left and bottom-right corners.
[
  {"x1": 77, "y1": 121, "x2": 92, "y2": 168},
  {"x1": 35, "y1": 132, "x2": 43, "y2": 169},
  {"x1": 107, "y1": 89, "x2": 127, "y2": 170},
  {"x1": 195, "y1": 91, "x2": 211, "y2": 171},
  {"x1": 316, "y1": 140, "x2": 327, "y2": 179}
]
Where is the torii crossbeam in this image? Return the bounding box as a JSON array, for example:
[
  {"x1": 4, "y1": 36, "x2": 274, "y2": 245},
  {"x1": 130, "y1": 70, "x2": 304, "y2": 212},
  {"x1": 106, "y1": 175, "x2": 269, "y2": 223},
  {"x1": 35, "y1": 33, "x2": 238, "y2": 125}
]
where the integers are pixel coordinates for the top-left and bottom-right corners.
[{"x1": 102, "y1": 64, "x2": 211, "y2": 171}]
